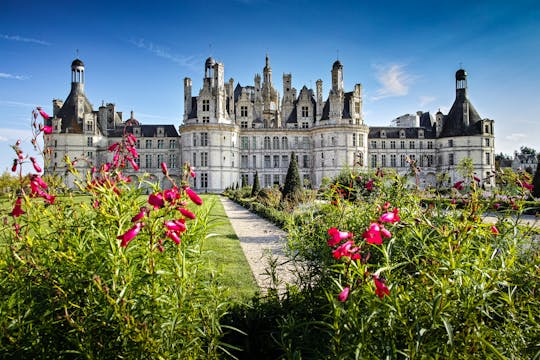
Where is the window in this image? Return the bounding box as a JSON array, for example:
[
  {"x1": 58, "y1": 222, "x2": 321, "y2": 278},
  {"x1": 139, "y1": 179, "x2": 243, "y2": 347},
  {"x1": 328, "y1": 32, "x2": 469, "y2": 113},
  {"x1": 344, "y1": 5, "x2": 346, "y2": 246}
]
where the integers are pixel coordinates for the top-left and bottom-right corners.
[
  {"x1": 400, "y1": 130, "x2": 405, "y2": 138},
  {"x1": 169, "y1": 154, "x2": 177, "y2": 168},
  {"x1": 202, "y1": 116, "x2": 209, "y2": 123},
  {"x1": 145, "y1": 154, "x2": 152, "y2": 168},
  {"x1": 87, "y1": 151, "x2": 93, "y2": 159},
  {"x1": 381, "y1": 154, "x2": 387, "y2": 167},
  {"x1": 321, "y1": 135, "x2": 325, "y2": 147},
  {"x1": 252, "y1": 155, "x2": 256, "y2": 167},
  {"x1": 241, "y1": 136, "x2": 249, "y2": 150},
  {"x1": 302, "y1": 137, "x2": 310, "y2": 149},
  {"x1": 448, "y1": 139, "x2": 454, "y2": 147},
  {"x1": 241, "y1": 155, "x2": 248, "y2": 168},
  {"x1": 449, "y1": 153, "x2": 454, "y2": 166},
  {"x1": 252, "y1": 137, "x2": 257, "y2": 150},
  {"x1": 381, "y1": 141, "x2": 386, "y2": 149},
  {"x1": 169, "y1": 139, "x2": 176, "y2": 149},
  {"x1": 282, "y1": 155, "x2": 289, "y2": 167},
  {"x1": 358, "y1": 134, "x2": 364, "y2": 147},
  {"x1": 427, "y1": 141, "x2": 433, "y2": 149},
  {"x1": 409, "y1": 141, "x2": 415, "y2": 149},
  {"x1": 371, "y1": 154, "x2": 377, "y2": 168},
  {"x1": 294, "y1": 137, "x2": 299, "y2": 148},
  {"x1": 200, "y1": 173, "x2": 208, "y2": 189},
  {"x1": 86, "y1": 122, "x2": 92, "y2": 131},
  {"x1": 400, "y1": 140, "x2": 405, "y2": 149},
  {"x1": 355, "y1": 102, "x2": 361, "y2": 114},
  {"x1": 427, "y1": 155, "x2": 434, "y2": 167},
  {"x1": 400, "y1": 154, "x2": 406, "y2": 167},
  {"x1": 201, "y1": 152, "x2": 208, "y2": 167},
  {"x1": 485, "y1": 138, "x2": 490, "y2": 146},
  {"x1": 302, "y1": 121, "x2": 309, "y2": 129},
  {"x1": 303, "y1": 155, "x2": 309, "y2": 168},
  {"x1": 157, "y1": 139, "x2": 164, "y2": 149},
  {"x1": 273, "y1": 155, "x2": 279, "y2": 168},
  {"x1": 273, "y1": 174, "x2": 280, "y2": 185},
  {"x1": 192, "y1": 135, "x2": 197, "y2": 147},
  {"x1": 202, "y1": 99, "x2": 210, "y2": 111},
  {"x1": 352, "y1": 133, "x2": 357, "y2": 147},
  {"x1": 486, "y1": 152, "x2": 491, "y2": 165},
  {"x1": 264, "y1": 155, "x2": 271, "y2": 168},
  {"x1": 157, "y1": 154, "x2": 164, "y2": 166},
  {"x1": 200, "y1": 132, "x2": 208, "y2": 146},
  {"x1": 264, "y1": 174, "x2": 271, "y2": 187},
  {"x1": 240, "y1": 106, "x2": 248, "y2": 117},
  {"x1": 370, "y1": 140, "x2": 377, "y2": 149},
  {"x1": 87, "y1": 137, "x2": 93, "y2": 147},
  {"x1": 192, "y1": 152, "x2": 197, "y2": 167},
  {"x1": 302, "y1": 106, "x2": 309, "y2": 117},
  {"x1": 485, "y1": 124, "x2": 489, "y2": 133},
  {"x1": 390, "y1": 154, "x2": 397, "y2": 167},
  {"x1": 321, "y1": 153, "x2": 325, "y2": 167},
  {"x1": 273, "y1": 136, "x2": 280, "y2": 150},
  {"x1": 419, "y1": 141, "x2": 423, "y2": 149},
  {"x1": 264, "y1": 136, "x2": 271, "y2": 149},
  {"x1": 241, "y1": 174, "x2": 249, "y2": 186},
  {"x1": 390, "y1": 141, "x2": 396, "y2": 149},
  {"x1": 240, "y1": 121, "x2": 248, "y2": 129},
  {"x1": 146, "y1": 139, "x2": 152, "y2": 149},
  {"x1": 281, "y1": 137, "x2": 288, "y2": 149}
]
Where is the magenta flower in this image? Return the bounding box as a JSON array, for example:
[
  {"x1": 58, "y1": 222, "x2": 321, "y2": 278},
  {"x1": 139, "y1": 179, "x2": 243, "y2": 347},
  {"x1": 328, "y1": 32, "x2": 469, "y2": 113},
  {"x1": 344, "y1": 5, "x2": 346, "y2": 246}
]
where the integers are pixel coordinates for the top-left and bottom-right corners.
[
  {"x1": 166, "y1": 230, "x2": 181, "y2": 244},
  {"x1": 30, "y1": 157, "x2": 42, "y2": 173},
  {"x1": 127, "y1": 156, "x2": 139, "y2": 171},
  {"x1": 184, "y1": 187, "x2": 203, "y2": 205},
  {"x1": 164, "y1": 219, "x2": 186, "y2": 233},
  {"x1": 126, "y1": 134, "x2": 137, "y2": 146},
  {"x1": 380, "y1": 226, "x2": 392, "y2": 239},
  {"x1": 365, "y1": 179, "x2": 374, "y2": 191},
  {"x1": 379, "y1": 208, "x2": 400, "y2": 223},
  {"x1": 117, "y1": 222, "x2": 143, "y2": 247},
  {"x1": 190, "y1": 166, "x2": 196, "y2": 178},
  {"x1": 42, "y1": 125, "x2": 53, "y2": 135},
  {"x1": 163, "y1": 187, "x2": 180, "y2": 203},
  {"x1": 332, "y1": 240, "x2": 360, "y2": 260},
  {"x1": 179, "y1": 208, "x2": 196, "y2": 220},
  {"x1": 148, "y1": 193, "x2": 165, "y2": 209},
  {"x1": 10, "y1": 197, "x2": 25, "y2": 217},
  {"x1": 37, "y1": 107, "x2": 50, "y2": 120},
  {"x1": 161, "y1": 162, "x2": 168, "y2": 175},
  {"x1": 108, "y1": 143, "x2": 120, "y2": 152},
  {"x1": 131, "y1": 207, "x2": 147, "y2": 222},
  {"x1": 473, "y1": 175, "x2": 481, "y2": 183},
  {"x1": 373, "y1": 275, "x2": 390, "y2": 299},
  {"x1": 491, "y1": 225, "x2": 499, "y2": 235},
  {"x1": 337, "y1": 286, "x2": 350, "y2": 302},
  {"x1": 362, "y1": 223, "x2": 383, "y2": 245},
  {"x1": 493, "y1": 203, "x2": 501, "y2": 210},
  {"x1": 327, "y1": 227, "x2": 353, "y2": 246},
  {"x1": 11, "y1": 159, "x2": 18, "y2": 172},
  {"x1": 522, "y1": 182, "x2": 534, "y2": 191},
  {"x1": 453, "y1": 181, "x2": 464, "y2": 190},
  {"x1": 127, "y1": 146, "x2": 138, "y2": 159}
]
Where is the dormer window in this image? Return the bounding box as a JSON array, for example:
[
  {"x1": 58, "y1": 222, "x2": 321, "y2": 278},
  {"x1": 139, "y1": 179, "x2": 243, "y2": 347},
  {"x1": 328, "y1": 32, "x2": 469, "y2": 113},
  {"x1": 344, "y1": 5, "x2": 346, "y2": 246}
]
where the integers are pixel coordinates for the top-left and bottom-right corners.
[
  {"x1": 399, "y1": 130, "x2": 405, "y2": 138},
  {"x1": 418, "y1": 129, "x2": 424, "y2": 138},
  {"x1": 381, "y1": 130, "x2": 386, "y2": 138},
  {"x1": 157, "y1": 127, "x2": 164, "y2": 137},
  {"x1": 133, "y1": 127, "x2": 141, "y2": 136}
]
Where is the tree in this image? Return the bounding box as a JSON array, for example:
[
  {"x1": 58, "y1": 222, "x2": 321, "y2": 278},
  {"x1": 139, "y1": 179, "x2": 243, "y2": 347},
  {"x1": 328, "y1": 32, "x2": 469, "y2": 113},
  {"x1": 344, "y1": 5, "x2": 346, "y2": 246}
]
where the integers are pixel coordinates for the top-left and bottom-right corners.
[
  {"x1": 532, "y1": 155, "x2": 540, "y2": 198},
  {"x1": 281, "y1": 152, "x2": 302, "y2": 203},
  {"x1": 241, "y1": 175, "x2": 247, "y2": 188},
  {"x1": 520, "y1": 146, "x2": 536, "y2": 157},
  {"x1": 251, "y1": 171, "x2": 260, "y2": 197}
]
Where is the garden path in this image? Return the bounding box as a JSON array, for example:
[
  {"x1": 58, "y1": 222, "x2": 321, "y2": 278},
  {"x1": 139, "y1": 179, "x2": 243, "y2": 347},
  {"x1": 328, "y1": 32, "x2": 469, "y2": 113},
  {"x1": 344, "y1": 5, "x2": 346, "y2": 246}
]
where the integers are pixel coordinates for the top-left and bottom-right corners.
[{"x1": 220, "y1": 196, "x2": 297, "y2": 295}]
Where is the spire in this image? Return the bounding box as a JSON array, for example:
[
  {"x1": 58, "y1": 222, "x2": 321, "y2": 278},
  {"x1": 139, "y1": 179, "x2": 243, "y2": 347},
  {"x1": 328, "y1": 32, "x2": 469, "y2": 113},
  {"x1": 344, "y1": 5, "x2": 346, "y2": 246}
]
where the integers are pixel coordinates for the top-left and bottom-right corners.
[{"x1": 263, "y1": 54, "x2": 272, "y2": 85}]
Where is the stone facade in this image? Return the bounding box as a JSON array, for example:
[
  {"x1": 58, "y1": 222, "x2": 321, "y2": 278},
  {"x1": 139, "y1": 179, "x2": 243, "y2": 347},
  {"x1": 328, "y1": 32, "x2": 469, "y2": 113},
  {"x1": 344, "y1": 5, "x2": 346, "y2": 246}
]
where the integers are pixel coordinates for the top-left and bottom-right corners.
[{"x1": 44, "y1": 58, "x2": 495, "y2": 192}]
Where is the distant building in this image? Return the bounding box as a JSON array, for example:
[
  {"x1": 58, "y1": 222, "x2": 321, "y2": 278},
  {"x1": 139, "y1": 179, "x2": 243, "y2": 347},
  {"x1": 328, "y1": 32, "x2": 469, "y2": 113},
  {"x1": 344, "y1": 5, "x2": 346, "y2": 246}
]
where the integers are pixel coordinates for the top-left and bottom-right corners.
[
  {"x1": 511, "y1": 151, "x2": 538, "y2": 174},
  {"x1": 44, "y1": 58, "x2": 496, "y2": 191}
]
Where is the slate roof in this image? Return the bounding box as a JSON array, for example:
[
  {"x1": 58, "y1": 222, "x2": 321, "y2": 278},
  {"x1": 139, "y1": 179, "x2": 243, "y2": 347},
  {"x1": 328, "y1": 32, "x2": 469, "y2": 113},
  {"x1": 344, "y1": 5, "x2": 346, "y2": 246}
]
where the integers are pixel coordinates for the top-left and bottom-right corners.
[
  {"x1": 108, "y1": 124, "x2": 179, "y2": 138},
  {"x1": 439, "y1": 91, "x2": 483, "y2": 137},
  {"x1": 368, "y1": 126, "x2": 436, "y2": 139},
  {"x1": 55, "y1": 90, "x2": 93, "y2": 134}
]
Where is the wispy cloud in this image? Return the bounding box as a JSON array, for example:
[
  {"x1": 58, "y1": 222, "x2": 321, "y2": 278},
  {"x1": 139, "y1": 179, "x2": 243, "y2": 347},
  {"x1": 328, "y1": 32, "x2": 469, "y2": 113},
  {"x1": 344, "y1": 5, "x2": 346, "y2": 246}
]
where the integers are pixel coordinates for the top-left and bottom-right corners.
[
  {"x1": 1, "y1": 34, "x2": 50, "y2": 46},
  {"x1": 505, "y1": 133, "x2": 527, "y2": 142},
  {"x1": 0, "y1": 128, "x2": 33, "y2": 142},
  {"x1": 0, "y1": 100, "x2": 36, "y2": 107},
  {"x1": 0, "y1": 72, "x2": 29, "y2": 80},
  {"x1": 129, "y1": 38, "x2": 198, "y2": 70},
  {"x1": 372, "y1": 64, "x2": 414, "y2": 101},
  {"x1": 419, "y1": 95, "x2": 436, "y2": 107}
]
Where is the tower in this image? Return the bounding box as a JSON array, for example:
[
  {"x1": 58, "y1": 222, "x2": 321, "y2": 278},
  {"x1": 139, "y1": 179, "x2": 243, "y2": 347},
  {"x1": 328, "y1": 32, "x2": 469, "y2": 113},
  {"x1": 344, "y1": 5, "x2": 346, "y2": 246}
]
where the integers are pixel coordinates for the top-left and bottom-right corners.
[
  {"x1": 184, "y1": 77, "x2": 192, "y2": 120},
  {"x1": 331, "y1": 60, "x2": 344, "y2": 93},
  {"x1": 71, "y1": 58, "x2": 85, "y2": 94}
]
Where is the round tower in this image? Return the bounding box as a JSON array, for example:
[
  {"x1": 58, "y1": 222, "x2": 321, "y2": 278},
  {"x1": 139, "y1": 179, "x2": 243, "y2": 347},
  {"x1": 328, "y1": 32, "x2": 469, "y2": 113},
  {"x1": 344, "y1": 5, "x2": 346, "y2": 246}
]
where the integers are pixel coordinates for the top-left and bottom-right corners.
[{"x1": 71, "y1": 58, "x2": 85, "y2": 93}]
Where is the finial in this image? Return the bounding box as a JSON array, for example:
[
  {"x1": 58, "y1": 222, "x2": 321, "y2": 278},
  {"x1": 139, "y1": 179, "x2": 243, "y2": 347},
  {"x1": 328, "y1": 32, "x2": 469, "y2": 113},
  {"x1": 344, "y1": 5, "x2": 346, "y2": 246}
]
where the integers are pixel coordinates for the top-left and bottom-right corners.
[
  {"x1": 76, "y1": 49, "x2": 79, "y2": 58},
  {"x1": 265, "y1": 53, "x2": 269, "y2": 67}
]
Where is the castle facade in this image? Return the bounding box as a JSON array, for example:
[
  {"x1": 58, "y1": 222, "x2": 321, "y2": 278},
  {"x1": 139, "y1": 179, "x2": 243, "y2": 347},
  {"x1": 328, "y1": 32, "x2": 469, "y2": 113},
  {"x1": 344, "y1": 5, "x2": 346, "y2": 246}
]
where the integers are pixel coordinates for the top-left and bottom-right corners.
[{"x1": 44, "y1": 57, "x2": 495, "y2": 191}]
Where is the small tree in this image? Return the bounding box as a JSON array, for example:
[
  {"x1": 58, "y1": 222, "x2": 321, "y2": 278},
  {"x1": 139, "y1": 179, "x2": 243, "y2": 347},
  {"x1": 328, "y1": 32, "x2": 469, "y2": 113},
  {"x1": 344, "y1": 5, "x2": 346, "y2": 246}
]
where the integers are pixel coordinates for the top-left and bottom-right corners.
[
  {"x1": 251, "y1": 171, "x2": 260, "y2": 197},
  {"x1": 241, "y1": 175, "x2": 247, "y2": 188},
  {"x1": 281, "y1": 152, "x2": 302, "y2": 203},
  {"x1": 532, "y1": 155, "x2": 540, "y2": 198}
]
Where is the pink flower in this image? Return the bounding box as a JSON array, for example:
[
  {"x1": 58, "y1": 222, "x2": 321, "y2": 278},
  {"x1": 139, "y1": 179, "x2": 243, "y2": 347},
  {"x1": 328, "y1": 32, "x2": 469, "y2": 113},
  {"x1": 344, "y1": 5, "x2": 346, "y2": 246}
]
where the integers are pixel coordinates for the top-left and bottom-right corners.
[
  {"x1": 337, "y1": 286, "x2": 350, "y2": 302},
  {"x1": 161, "y1": 162, "x2": 168, "y2": 175},
  {"x1": 131, "y1": 208, "x2": 147, "y2": 222},
  {"x1": 332, "y1": 240, "x2": 360, "y2": 260},
  {"x1": 164, "y1": 219, "x2": 186, "y2": 233},
  {"x1": 166, "y1": 230, "x2": 182, "y2": 244},
  {"x1": 380, "y1": 226, "x2": 392, "y2": 239},
  {"x1": 37, "y1": 107, "x2": 50, "y2": 120},
  {"x1": 126, "y1": 134, "x2": 137, "y2": 146},
  {"x1": 179, "y1": 208, "x2": 196, "y2": 220},
  {"x1": 127, "y1": 146, "x2": 138, "y2": 159},
  {"x1": 148, "y1": 193, "x2": 165, "y2": 210},
  {"x1": 522, "y1": 182, "x2": 534, "y2": 191},
  {"x1": 117, "y1": 223, "x2": 143, "y2": 247},
  {"x1": 365, "y1": 179, "x2": 374, "y2": 191},
  {"x1": 10, "y1": 197, "x2": 25, "y2": 217},
  {"x1": 327, "y1": 227, "x2": 353, "y2": 246},
  {"x1": 373, "y1": 275, "x2": 390, "y2": 299},
  {"x1": 184, "y1": 187, "x2": 203, "y2": 206},
  {"x1": 453, "y1": 181, "x2": 464, "y2": 190},
  {"x1": 493, "y1": 203, "x2": 501, "y2": 210},
  {"x1": 42, "y1": 125, "x2": 53, "y2": 135},
  {"x1": 108, "y1": 143, "x2": 120, "y2": 152},
  {"x1": 473, "y1": 175, "x2": 481, "y2": 183},
  {"x1": 491, "y1": 225, "x2": 499, "y2": 235},
  {"x1": 11, "y1": 159, "x2": 18, "y2": 172},
  {"x1": 362, "y1": 223, "x2": 383, "y2": 245},
  {"x1": 190, "y1": 167, "x2": 196, "y2": 178},
  {"x1": 383, "y1": 202, "x2": 391, "y2": 210},
  {"x1": 30, "y1": 157, "x2": 42, "y2": 173},
  {"x1": 127, "y1": 156, "x2": 139, "y2": 171},
  {"x1": 379, "y1": 208, "x2": 400, "y2": 223}
]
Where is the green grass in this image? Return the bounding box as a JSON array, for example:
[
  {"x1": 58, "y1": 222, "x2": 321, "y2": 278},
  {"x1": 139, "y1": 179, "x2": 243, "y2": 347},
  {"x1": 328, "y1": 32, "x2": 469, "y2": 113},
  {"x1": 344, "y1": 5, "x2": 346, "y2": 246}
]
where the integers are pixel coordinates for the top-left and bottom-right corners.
[{"x1": 199, "y1": 194, "x2": 259, "y2": 302}]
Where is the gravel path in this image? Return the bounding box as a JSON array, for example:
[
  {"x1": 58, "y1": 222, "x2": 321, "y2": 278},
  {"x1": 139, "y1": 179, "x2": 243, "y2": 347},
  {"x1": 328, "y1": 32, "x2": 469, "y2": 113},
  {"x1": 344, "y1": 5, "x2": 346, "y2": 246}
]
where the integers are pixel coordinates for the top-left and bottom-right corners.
[{"x1": 220, "y1": 197, "x2": 296, "y2": 295}]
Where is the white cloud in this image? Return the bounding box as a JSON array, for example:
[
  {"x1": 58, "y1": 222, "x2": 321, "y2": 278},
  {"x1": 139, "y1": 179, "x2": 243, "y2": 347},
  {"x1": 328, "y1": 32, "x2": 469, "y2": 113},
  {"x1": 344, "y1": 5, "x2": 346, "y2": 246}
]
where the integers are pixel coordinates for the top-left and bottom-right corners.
[
  {"x1": 419, "y1": 96, "x2": 436, "y2": 107},
  {"x1": 372, "y1": 64, "x2": 414, "y2": 100},
  {"x1": 505, "y1": 133, "x2": 527, "y2": 142},
  {"x1": 0, "y1": 128, "x2": 33, "y2": 142},
  {"x1": 0, "y1": 136, "x2": 8, "y2": 142},
  {"x1": 0, "y1": 72, "x2": 29, "y2": 80},
  {"x1": 1, "y1": 34, "x2": 50, "y2": 46},
  {"x1": 129, "y1": 38, "x2": 198, "y2": 70},
  {"x1": 0, "y1": 100, "x2": 36, "y2": 107}
]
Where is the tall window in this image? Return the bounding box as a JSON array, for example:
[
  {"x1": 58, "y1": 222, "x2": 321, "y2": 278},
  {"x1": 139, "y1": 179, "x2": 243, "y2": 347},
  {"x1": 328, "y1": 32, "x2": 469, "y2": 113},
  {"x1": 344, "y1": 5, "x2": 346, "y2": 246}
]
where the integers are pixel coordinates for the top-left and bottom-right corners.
[
  {"x1": 192, "y1": 152, "x2": 197, "y2": 167},
  {"x1": 303, "y1": 154, "x2": 309, "y2": 168},
  {"x1": 169, "y1": 154, "x2": 177, "y2": 169},
  {"x1": 282, "y1": 155, "x2": 289, "y2": 167},
  {"x1": 448, "y1": 139, "x2": 454, "y2": 147},
  {"x1": 449, "y1": 153, "x2": 454, "y2": 166},
  {"x1": 409, "y1": 141, "x2": 415, "y2": 149},
  {"x1": 400, "y1": 154, "x2": 406, "y2": 167},
  {"x1": 400, "y1": 140, "x2": 405, "y2": 149},
  {"x1": 200, "y1": 132, "x2": 208, "y2": 146},
  {"x1": 145, "y1": 154, "x2": 152, "y2": 168},
  {"x1": 485, "y1": 152, "x2": 491, "y2": 165},
  {"x1": 355, "y1": 102, "x2": 361, "y2": 114},
  {"x1": 169, "y1": 139, "x2": 176, "y2": 149},
  {"x1": 252, "y1": 155, "x2": 256, "y2": 167},
  {"x1": 302, "y1": 137, "x2": 310, "y2": 149},
  {"x1": 157, "y1": 139, "x2": 164, "y2": 149},
  {"x1": 264, "y1": 174, "x2": 271, "y2": 187},
  {"x1": 240, "y1": 106, "x2": 248, "y2": 117},
  {"x1": 381, "y1": 154, "x2": 387, "y2": 167},
  {"x1": 200, "y1": 173, "x2": 208, "y2": 188},
  {"x1": 381, "y1": 141, "x2": 386, "y2": 149},
  {"x1": 201, "y1": 152, "x2": 208, "y2": 167},
  {"x1": 241, "y1": 136, "x2": 249, "y2": 150},
  {"x1": 264, "y1": 136, "x2": 271, "y2": 149},
  {"x1": 241, "y1": 155, "x2": 248, "y2": 168},
  {"x1": 87, "y1": 137, "x2": 93, "y2": 147},
  {"x1": 273, "y1": 155, "x2": 279, "y2": 168},
  {"x1": 157, "y1": 154, "x2": 164, "y2": 166},
  {"x1": 427, "y1": 155, "x2": 434, "y2": 167},
  {"x1": 390, "y1": 140, "x2": 396, "y2": 149},
  {"x1": 353, "y1": 133, "x2": 357, "y2": 147},
  {"x1": 301, "y1": 106, "x2": 309, "y2": 117},
  {"x1": 281, "y1": 137, "x2": 288, "y2": 149},
  {"x1": 370, "y1": 140, "x2": 377, "y2": 149},
  {"x1": 146, "y1": 139, "x2": 152, "y2": 149},
  {"x1": 485, "y1": 138, "x2": 490, "y2": 146},
  {"x1": 390, "y1": 154, "x2": 396, "y2": 167},
  {"x1": 252, "y1": 137, "x2": 257, "y2": 150},
  {"x1": 202, "y1": 99, "x2": 210, "y2": 111},
  {"x1": 371, "y1": 154, "x2": 377, "y2": 168},
  {"x1": 264, "y1": 155, "x2": 271, "y2": 168},
  {"x1": 273, "y1": 136, "x2": 280, "y2": 149},
  {"x1": 427, "y1": 141, "x2": 433, "y2": 149}
]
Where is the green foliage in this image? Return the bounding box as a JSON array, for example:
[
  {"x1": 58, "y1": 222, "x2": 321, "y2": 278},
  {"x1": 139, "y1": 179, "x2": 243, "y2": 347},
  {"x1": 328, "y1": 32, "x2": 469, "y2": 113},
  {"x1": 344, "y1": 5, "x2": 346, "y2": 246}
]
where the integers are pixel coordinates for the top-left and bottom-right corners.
[
  {"x1": 251, "y1": 171, "x2": 260, "y2": 197},
  {"x1": 281, "y1": 152, "x2": 302, "y2": 204},
  {"x1": 256, "y1": 187, "x2": 281, "y2": 208}
]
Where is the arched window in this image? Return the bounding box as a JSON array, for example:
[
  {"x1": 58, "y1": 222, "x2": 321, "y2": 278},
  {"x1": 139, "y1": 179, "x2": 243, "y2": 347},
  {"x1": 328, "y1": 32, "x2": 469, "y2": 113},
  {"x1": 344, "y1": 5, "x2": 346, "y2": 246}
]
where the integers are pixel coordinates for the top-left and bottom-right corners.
[
  {"x1": 281, "y1": 137, "x2": 288, "y2": 150},
  {"x1": 273, "y1": 136, "x2": 280, "y2": 149},
  {"x1": 264, "y1": 136, "x2": 271, "y2": 149}
]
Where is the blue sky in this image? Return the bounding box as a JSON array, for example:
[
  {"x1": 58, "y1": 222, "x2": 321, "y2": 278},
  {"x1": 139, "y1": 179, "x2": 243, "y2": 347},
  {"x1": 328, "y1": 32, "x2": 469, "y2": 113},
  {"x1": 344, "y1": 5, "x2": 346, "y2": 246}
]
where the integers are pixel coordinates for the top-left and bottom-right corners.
[{"x1": 1, "y1": 0, "x2": 539, "y2": 173}]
